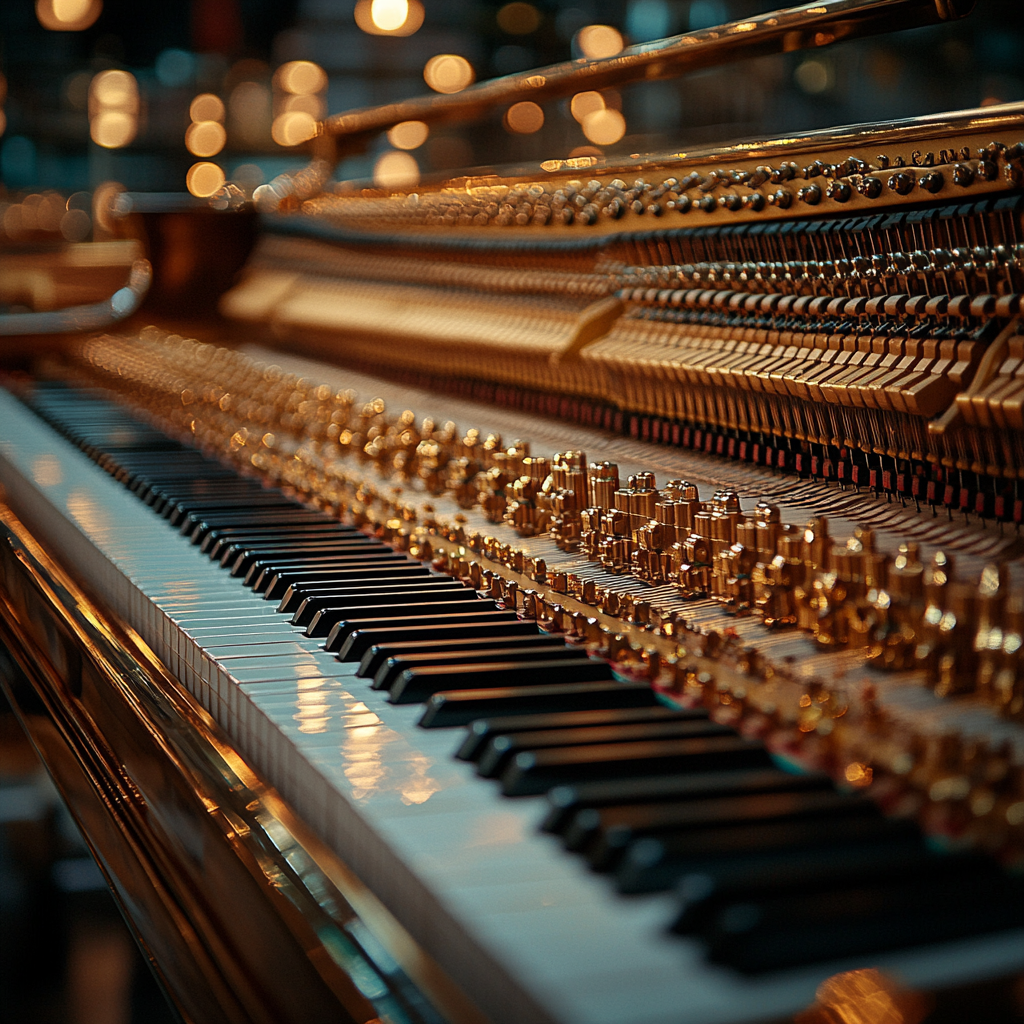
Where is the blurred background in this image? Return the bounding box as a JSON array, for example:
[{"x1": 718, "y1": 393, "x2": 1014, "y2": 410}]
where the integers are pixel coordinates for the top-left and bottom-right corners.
[
  {"x1": 0, "y1": 0, "x2": 1023, "y2": 213},
  {"x1": 1, "y1": 1, "x2": 1023, "y2": 1022}
]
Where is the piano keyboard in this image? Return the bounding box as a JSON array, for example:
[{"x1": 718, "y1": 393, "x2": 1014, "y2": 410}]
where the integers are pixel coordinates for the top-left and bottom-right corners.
[{"x1": 2, "y1": 381, "x2": 1023, "y2": 1024}]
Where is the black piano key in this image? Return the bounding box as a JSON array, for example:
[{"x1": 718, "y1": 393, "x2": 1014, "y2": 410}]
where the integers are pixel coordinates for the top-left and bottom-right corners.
[
  {"x1": 477, "y1": 717, "x2": 733, "y2": 780},
  {"x1": 203, "y1": 522, "x2": 354, "y2": 554},
  {"x1": 164, "y1": 486, "x2": 275, "y2": 509},
  {"x1": 157, "y1": 489, "x2": 264, "y2": 517},
  {"x1": 169, "y1": 496, "x2": 297, "y2": 522},
  {"x1": 324, "y1": 609, "x2": 522, "y2": 651},
  {"x1": 374, "y1": 646, "x2": 594, "y2": 693},
  {"x1": 457, "y1": 706, "x2": 703, "y2": 762},
  {"x1": 614, "y1": 813, "x2": 922, "y2": 894},
  {"x1": 183, "y1": 508, "x2": 331, "y2": 539},
  {"x1": 242, "y1": 546, "x2": 393, "y2": 580},
  {"x1": 215, "y1": 526, "x2": 360, "y2": 562},
  {"x1": 289, "y1": 580, "x2": 467, "y2": 626},
  {"x1": 185, "y1": 510, "x2": 334, "y2": 543},
  {"x1": 225, "y1": 537, "x2": 371, "y2": 570},
  {"x1": 541, "y1": 767, "x2": 830, "y2": 835},
  {"x1": 227, "y1": 536, "x2": 383, "y2": 564},
  {"x1": 181, "y1": 504, "x2": 331, "y2": 526},
  {"x1": 704, "y1": 865, "x2": 1024, "y2": 973},
  {"x1": 418, "y1": 681, "x2": 661, "y2": 728},
  {"x1": 261, "y1": 563, "x2": 425, "y2": 598},
  {"x1": 277, "y1": 566, "x2": 433, "y2": 607},
  {"x1": 670, "y1": 836, "x2": 944, "y2": 934},
  {"x1": 166, "y1": 492, "x2": 274, "y2": 519},
  {"x1": 499, "y1": 735, "x2": 770, "y2": 797},
  {"x1": 251, "y1": 558, "x2": 406, "y2": 594},
  {"x1": 305, "y1": 596, "x2": 499, "y2": 638},
  {"x1": 154, "y1": 480, "x2": 262, "y2": 508},
  {"x1": 248, "y1": 553, "x2": 409, "y2": 591},
  {"x1": 390, "y1": 659, "x2": 614, "y2": 704},
  {"x1": 358, "y1": 633, "x2": 568, "y2": 679},
  {"x1": 331, "y1": 614, "x2": 533, "y2": 660},
  {"x1": 579, "y1": 788, "x2": 874, "y2": 871}
]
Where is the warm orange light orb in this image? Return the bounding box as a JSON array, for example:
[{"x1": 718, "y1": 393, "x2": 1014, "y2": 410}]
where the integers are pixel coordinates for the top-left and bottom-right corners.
[
  {"x1": 373, "y1": 151, "x2": 419, "y2": 189},
  {"x1": 90, "y1": 110, "x2": 136, "y2": 148},
  {"x1": 497, "y1": 2, "x2": 540, "y2": 35},
  {"x1": 576, "y1": 24, "x2": 624, "y2": 59},
  {"x1": 424, "y1": 55, "x2": 475, "y2": 95},
  {"x1": 88, "y1": 70, "x2": 138, "y2": 149},
  {"x1": 280, "y1": 93, "x2": 325, "y2": 118},
  {"x1": 505, "y1": 101, "x2": 544, "y2": 134},
  {"x1": 387, "y1": 120, "x2": 429, "y2": 150},
  {"x1": 185, "y1": 120, "x2": 227, "y2": 157},
  {"x1": 189, "y1": 93, "x2": 225, "y2": 124},
  {"x1": 186, "y1": 162, "x2": 226, "y2": 198},
  {"x1": 581, "y1": 107, "x2": 625, "y2": 145},
  {"x1": 570, "y1": 90, "x2": 605, "y2": 123},
  {"x1": 354, "y1": 0, "x2": 423, "y2": 36},
  {"x1": 371, "y1": 0, "x2": 407, "y2": 31},
  {"x1": 271, "y1": 110, "x2": 317, "y2": 147},
  {"x1": 36, "y1": 0, "x2": 102, "y2": 31},
  {"x1": 89, "y1": 70, "x2": 139, "y2": 115},
  {"x1": 275, "y1": 60, "x2": 327, "y2": 96}
]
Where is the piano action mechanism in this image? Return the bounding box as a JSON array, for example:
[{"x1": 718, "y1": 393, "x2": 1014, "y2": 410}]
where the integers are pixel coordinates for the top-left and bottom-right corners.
[{"x1": 2, "y1": 0, "x2": 1024, "y2": 1021}]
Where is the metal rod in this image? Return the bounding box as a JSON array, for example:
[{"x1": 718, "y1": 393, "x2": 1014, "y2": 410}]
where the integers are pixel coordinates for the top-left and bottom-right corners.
[
  {"x1": 0, "y1": 258, "x2": 151, "y2": 336},
  {"x1": 321, "y1": 0, "x2": 975, "y2": 153}
]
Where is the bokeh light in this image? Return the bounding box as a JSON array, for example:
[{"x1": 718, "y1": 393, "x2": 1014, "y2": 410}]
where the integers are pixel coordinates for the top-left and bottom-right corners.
[
  {"x1": 36, "y1": 0, "x2": 102, "y2": 32},
  {"x1": 90, "y1": 111, "x2": 136, "y2": 148},
  {"x1": 387, "y1": 120, "x2": 429, "y2": 150},
  {"x1": 354, "y1": 0, "x2": 424, "y2": 36},
  {"x1": 186, "y1": 120, "x2": 226, "y2": 158},
  {"x1": 186, "y1": 162, "x2": 226, "y2": 198},
  {"x1": 271, "y1": 110, "x2": 317, "y2": 146},
  {"x1": 795, "y1": 59, "x2": 831, "y2": 94},
  {"x1": 154, "y1": 48, "x2": 195, "y2": 88},
  {"x1": 272, "y1": 61, "x2": 325, "y2": 147},
  {"x1": 582, "y1": 107, "x2": 626, "y2": 145},
  {"x1": 570, "y1": 90, "x2": 605, "y2": 123},
  {"x1": 88, "y1": 71, "x2": 138, "y2": 149},
  {"x1": 371, "y1": 0, "x2": 407, "y2": 31},
  {"x1": 189, "y1": 93, "x2": 225, "y2": 123},
  {"x1": 424, "y1": 55, "x2": 475, "y2": 94},
  {"x1": 91, "y1": 180, "x2": 124, "y2": 237},
  {"x1": 89, "y1": 70, "x2": 139, "y2": 115},
  {"x1": 497, "y1": 2, "x2": 540, "y2": 35},
  {"x1": 505, "y1": 100, "x2": 544, "y2": 134},
  {"x1": 36, "y1": 192, "x2": 64, "y2": 232},
  {"x1": 60, "y1": 207, "x2": 91, "y2": 242},
  {"x1": 373, "y1": 150, "x2": 419, "y2": 189},
  {"x1": 576, "y1": 25, "x2": 624, "y2": 59},
  {"x1": 280, "y1": 93, "x2": 325, "y2": 118},
  {"x1": 275, "y1": 60, "x2": 328, "y2": 96}
]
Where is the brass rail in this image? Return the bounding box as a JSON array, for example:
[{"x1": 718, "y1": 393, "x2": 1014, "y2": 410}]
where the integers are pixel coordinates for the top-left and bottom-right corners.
[{"x1": 321, "y1": 0, "x2": 975, "y2": 153}]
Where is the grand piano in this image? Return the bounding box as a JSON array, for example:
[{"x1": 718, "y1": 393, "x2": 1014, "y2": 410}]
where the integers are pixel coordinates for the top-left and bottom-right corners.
[{"x1": 2, "y1": 2, "x2": 1023, "y2": 1022}]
